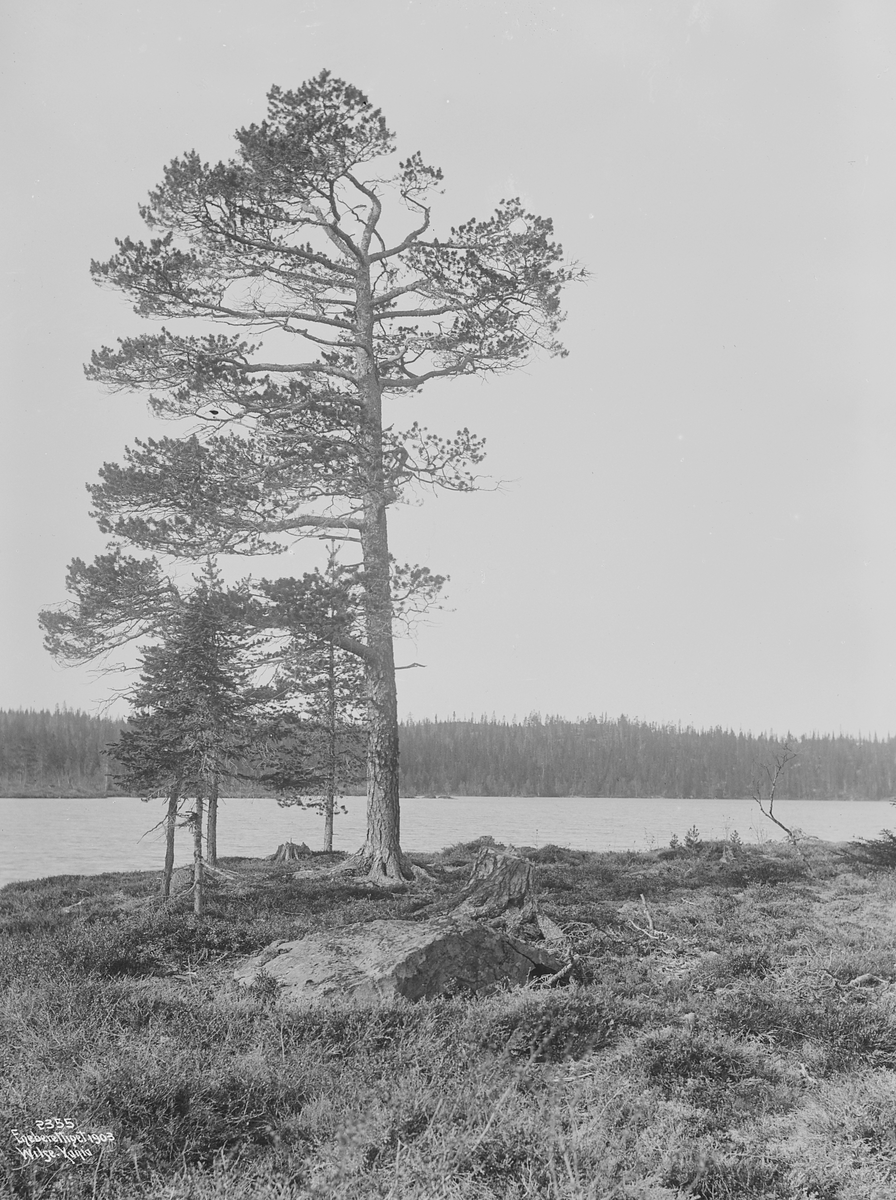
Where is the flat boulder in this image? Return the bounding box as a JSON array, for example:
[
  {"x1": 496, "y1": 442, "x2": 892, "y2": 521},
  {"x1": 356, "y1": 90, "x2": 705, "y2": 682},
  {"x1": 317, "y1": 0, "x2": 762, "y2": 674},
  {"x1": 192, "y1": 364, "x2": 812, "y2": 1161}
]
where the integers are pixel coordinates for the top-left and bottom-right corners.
[{"x1": 233, "y1": 917, "x2": 562, "y2": 1005}]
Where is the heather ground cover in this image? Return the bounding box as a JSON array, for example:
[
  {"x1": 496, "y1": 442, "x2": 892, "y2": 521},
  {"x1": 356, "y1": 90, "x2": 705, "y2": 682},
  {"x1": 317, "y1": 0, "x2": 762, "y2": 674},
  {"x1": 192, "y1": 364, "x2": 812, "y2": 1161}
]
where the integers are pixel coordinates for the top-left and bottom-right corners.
[{"x1": 3, "y1": 833, "x2": 896, "y2": 1198}]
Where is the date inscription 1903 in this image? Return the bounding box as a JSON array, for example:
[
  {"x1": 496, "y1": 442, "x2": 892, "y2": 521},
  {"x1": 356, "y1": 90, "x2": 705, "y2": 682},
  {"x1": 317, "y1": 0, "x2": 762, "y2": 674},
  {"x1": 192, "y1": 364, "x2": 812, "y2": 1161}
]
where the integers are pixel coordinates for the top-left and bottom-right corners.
[{"x1": 10, "y1": 1118, "x2": 115, "y2": 1164}]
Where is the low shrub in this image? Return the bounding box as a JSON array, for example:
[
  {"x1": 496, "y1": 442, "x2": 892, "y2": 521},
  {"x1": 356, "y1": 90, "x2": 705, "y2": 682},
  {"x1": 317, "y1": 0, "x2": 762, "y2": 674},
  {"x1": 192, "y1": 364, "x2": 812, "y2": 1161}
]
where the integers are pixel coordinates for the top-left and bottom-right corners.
[
  {"x1": 728, "y1": 948, "x2": 774, "y2": 977},
  {"x1": 361, "y1": 1109, "x2": 433, "y2": 1170},
  {"x1": 715, "y1": 948, "x2": 775, "y2": 981},
  {"x1": 94, "y1": 1057, "x2": 308, "y2": 1168},
  {"x1": 637, "y1": 1029, "x2": 777, "y2": 1109},
  {"x1": 472, "y1": 990, "x2": 615, "y2": 1062},
  {"x1": 526, "y1": 845, "x2": 589, "y2": 866},
  {"x1": 51, "y1": 910, "x2": 284, "y2": 978},
  {"x1": 278, "y1": 1001, "x2": 436, "y2": 1058},
  {"x1": 718, "y1": 848, "x2": 810, "y2": 887},
  {"x1": 438, "y1": 835, "x2": 505, "y2": 865},
  {"x1": 462, "y1": 1128, "x2": 551, "y2": 1190},
  {"x1": 844, "y1": 829, "x2": 896, "y2": 868},
  {"x1": 662, "y1": 1146, "x2": 790, "y2": 1199},
  {"x1": 714, "y1": 985, "x2": 896, "y2": 1072},
  {"x1": 533, "y1": 868, "x2": 577, "y2": 892}
]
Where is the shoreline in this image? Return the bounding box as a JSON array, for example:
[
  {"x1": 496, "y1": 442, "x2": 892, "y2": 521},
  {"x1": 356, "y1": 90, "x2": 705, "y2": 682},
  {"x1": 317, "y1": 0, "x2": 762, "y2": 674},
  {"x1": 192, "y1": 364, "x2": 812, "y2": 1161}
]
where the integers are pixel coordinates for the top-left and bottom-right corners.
[{"x1": 3, "y1": 791, "x2": 893, "y2": 801}]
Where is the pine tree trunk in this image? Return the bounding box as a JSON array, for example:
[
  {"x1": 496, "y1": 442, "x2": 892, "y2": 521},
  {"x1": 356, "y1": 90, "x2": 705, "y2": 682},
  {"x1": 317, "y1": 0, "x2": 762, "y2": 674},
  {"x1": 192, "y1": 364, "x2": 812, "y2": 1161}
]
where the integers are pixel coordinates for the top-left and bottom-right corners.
[
  {"x1": 361, "y1": 646, "x2": 406, "y2": 879},
  {"x1": 357, "y1": 501, "x2": 407, "y2": 880},
  {"x1": 323, "y1": 789, "x2": 335, "y2": 853},
  {"x1": 207, "y1": 780, "x2": 218, "y2": 867},
  {"x1": 324, "y1": 637, "x2": 336, "y2": 853},
  {"x1": 162, "y1": 783, "x2": 179, "y2": 899},
  {"x1": 354, "y1": 274, "x2": 411, "y2": 882},
  {"x1": 193, "y1": 794, "x2": 204, "y2": 916}
]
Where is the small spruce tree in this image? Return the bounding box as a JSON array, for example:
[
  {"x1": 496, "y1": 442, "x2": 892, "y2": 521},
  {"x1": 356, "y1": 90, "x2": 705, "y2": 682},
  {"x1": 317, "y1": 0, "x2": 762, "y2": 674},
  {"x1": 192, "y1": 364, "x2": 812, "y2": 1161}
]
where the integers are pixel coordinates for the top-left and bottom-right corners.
[
  {"x1": 111, "y1": 567, "x2": 262, "y2": 907},
  {"x1": 258, "y1": 549, "x2": 366, "y2": 851}
]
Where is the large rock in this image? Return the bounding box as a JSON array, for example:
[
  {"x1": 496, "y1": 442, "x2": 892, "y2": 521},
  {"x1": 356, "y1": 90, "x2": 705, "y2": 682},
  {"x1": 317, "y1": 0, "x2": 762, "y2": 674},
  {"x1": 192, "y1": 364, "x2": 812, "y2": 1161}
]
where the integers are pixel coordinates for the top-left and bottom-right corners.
[{"x1": 233, "y1": 917, "x2": 562, "y2": 1005}]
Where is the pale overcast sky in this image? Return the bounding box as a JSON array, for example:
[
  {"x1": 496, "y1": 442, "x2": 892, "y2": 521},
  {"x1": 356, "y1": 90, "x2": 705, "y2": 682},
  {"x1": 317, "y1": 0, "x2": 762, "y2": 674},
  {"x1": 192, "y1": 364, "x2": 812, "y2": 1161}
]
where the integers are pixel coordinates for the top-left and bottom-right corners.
[{"x1": 2, "y1": 0, "x2": 895, "y2": 736}]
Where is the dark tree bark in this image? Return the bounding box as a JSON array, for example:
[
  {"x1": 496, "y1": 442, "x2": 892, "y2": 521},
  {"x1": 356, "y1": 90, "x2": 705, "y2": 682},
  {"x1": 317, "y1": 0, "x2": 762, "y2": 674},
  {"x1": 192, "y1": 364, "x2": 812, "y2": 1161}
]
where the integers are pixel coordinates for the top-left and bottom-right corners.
[
  {"x1": 323, "y1": 784, "x2": 335, "y2": 854},
  {"x1": 323, "y1": 637, "x2": 337, "y2": 854},
  {"x1": 193, "y1": 794, "x2": 204, "y2": 916},
  {"x1": 207, "y1": 779, "x2": 218, "y2": 867},
  {"x1": 162, "y1": 782, "x2": 179, "y2": 899},
  {"x1": 346, "y1": 272, "x2": 410, "y2": 880}
]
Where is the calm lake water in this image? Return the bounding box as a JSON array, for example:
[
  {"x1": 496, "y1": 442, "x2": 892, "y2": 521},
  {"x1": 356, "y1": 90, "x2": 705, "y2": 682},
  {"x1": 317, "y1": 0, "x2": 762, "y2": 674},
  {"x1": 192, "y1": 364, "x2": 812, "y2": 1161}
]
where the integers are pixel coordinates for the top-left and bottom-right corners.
[{"x1": 2, "y1": 795, "x2": 894, "y2": 888}]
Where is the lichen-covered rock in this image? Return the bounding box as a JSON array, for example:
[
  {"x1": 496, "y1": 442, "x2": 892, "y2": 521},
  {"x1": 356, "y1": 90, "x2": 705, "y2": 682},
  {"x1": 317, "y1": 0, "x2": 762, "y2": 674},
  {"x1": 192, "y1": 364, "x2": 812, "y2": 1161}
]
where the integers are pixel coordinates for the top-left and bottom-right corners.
[{"x1": 233, "y1": 917, "x2": 562, "y2": 1005}]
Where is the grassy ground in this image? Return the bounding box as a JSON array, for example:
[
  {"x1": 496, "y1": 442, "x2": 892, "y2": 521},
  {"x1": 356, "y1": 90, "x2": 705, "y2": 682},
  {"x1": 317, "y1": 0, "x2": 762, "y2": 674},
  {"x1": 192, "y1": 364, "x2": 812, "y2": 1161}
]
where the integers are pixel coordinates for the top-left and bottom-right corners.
[{"x1": 4, "y1": 832, "x2": 896, "y2": 1198}]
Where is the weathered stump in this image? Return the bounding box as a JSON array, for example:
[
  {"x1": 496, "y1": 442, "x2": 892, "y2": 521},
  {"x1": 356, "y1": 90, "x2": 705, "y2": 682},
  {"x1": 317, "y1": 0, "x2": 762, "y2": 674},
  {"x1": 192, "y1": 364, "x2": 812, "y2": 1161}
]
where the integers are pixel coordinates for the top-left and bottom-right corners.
[
  {"x1": 453, "y1": 847, "x2": 538, "y2": 932},
  {"x1": 269, "y1": 841, "x2": 311, "y2": 863}
]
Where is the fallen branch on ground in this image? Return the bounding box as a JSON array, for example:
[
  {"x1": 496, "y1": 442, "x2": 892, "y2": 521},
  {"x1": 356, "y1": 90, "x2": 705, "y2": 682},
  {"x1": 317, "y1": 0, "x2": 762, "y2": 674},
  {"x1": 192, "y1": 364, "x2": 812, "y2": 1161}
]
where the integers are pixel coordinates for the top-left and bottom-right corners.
[{"x1": 627, "y1": 893, "x2": 670, "y2": 941}]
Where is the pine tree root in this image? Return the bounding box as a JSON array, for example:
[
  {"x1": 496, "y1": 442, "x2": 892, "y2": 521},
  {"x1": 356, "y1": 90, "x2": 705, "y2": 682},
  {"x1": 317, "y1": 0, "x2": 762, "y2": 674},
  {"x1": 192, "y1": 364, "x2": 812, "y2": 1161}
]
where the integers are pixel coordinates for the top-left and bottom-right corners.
[
  {"x1": 329, "y1": 849, "x2": 416, "y2": 885},
  {"x1": 204, "y1": 862, "x2": 240, "y2": 881}
]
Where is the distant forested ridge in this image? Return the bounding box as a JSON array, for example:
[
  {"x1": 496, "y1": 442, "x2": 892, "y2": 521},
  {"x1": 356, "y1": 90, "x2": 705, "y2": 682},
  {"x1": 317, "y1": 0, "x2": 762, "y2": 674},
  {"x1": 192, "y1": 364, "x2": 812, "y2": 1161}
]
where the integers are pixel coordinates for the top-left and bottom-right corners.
[
  {"x1": 0, "y1": 709, "x2": 124, "y2": 796},
  {"x1": 399, "y1": 715, "x2": 896, "y2": 800},
  {"x1": 2, "y1": 709, "x2": 895, "y2": 800}
]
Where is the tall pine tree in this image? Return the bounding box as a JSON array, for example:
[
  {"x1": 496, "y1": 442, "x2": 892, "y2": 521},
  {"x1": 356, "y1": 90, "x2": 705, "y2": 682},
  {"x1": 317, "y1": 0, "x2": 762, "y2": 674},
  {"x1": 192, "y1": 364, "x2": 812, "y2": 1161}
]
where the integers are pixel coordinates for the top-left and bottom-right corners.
[{"x1": 84, "y1": 71, "x2": 580, "y2": 879}]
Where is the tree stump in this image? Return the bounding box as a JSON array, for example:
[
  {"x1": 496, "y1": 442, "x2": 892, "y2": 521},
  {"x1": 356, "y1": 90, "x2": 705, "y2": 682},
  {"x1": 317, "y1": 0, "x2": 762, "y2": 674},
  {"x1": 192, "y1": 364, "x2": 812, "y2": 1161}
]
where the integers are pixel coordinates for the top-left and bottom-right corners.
[
  {"x1": 269, "y1": 841, "x2": 312, "y2": 863},
  {"x1": 453, "y1": 846, "x2": 538, "y2": 932}
]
